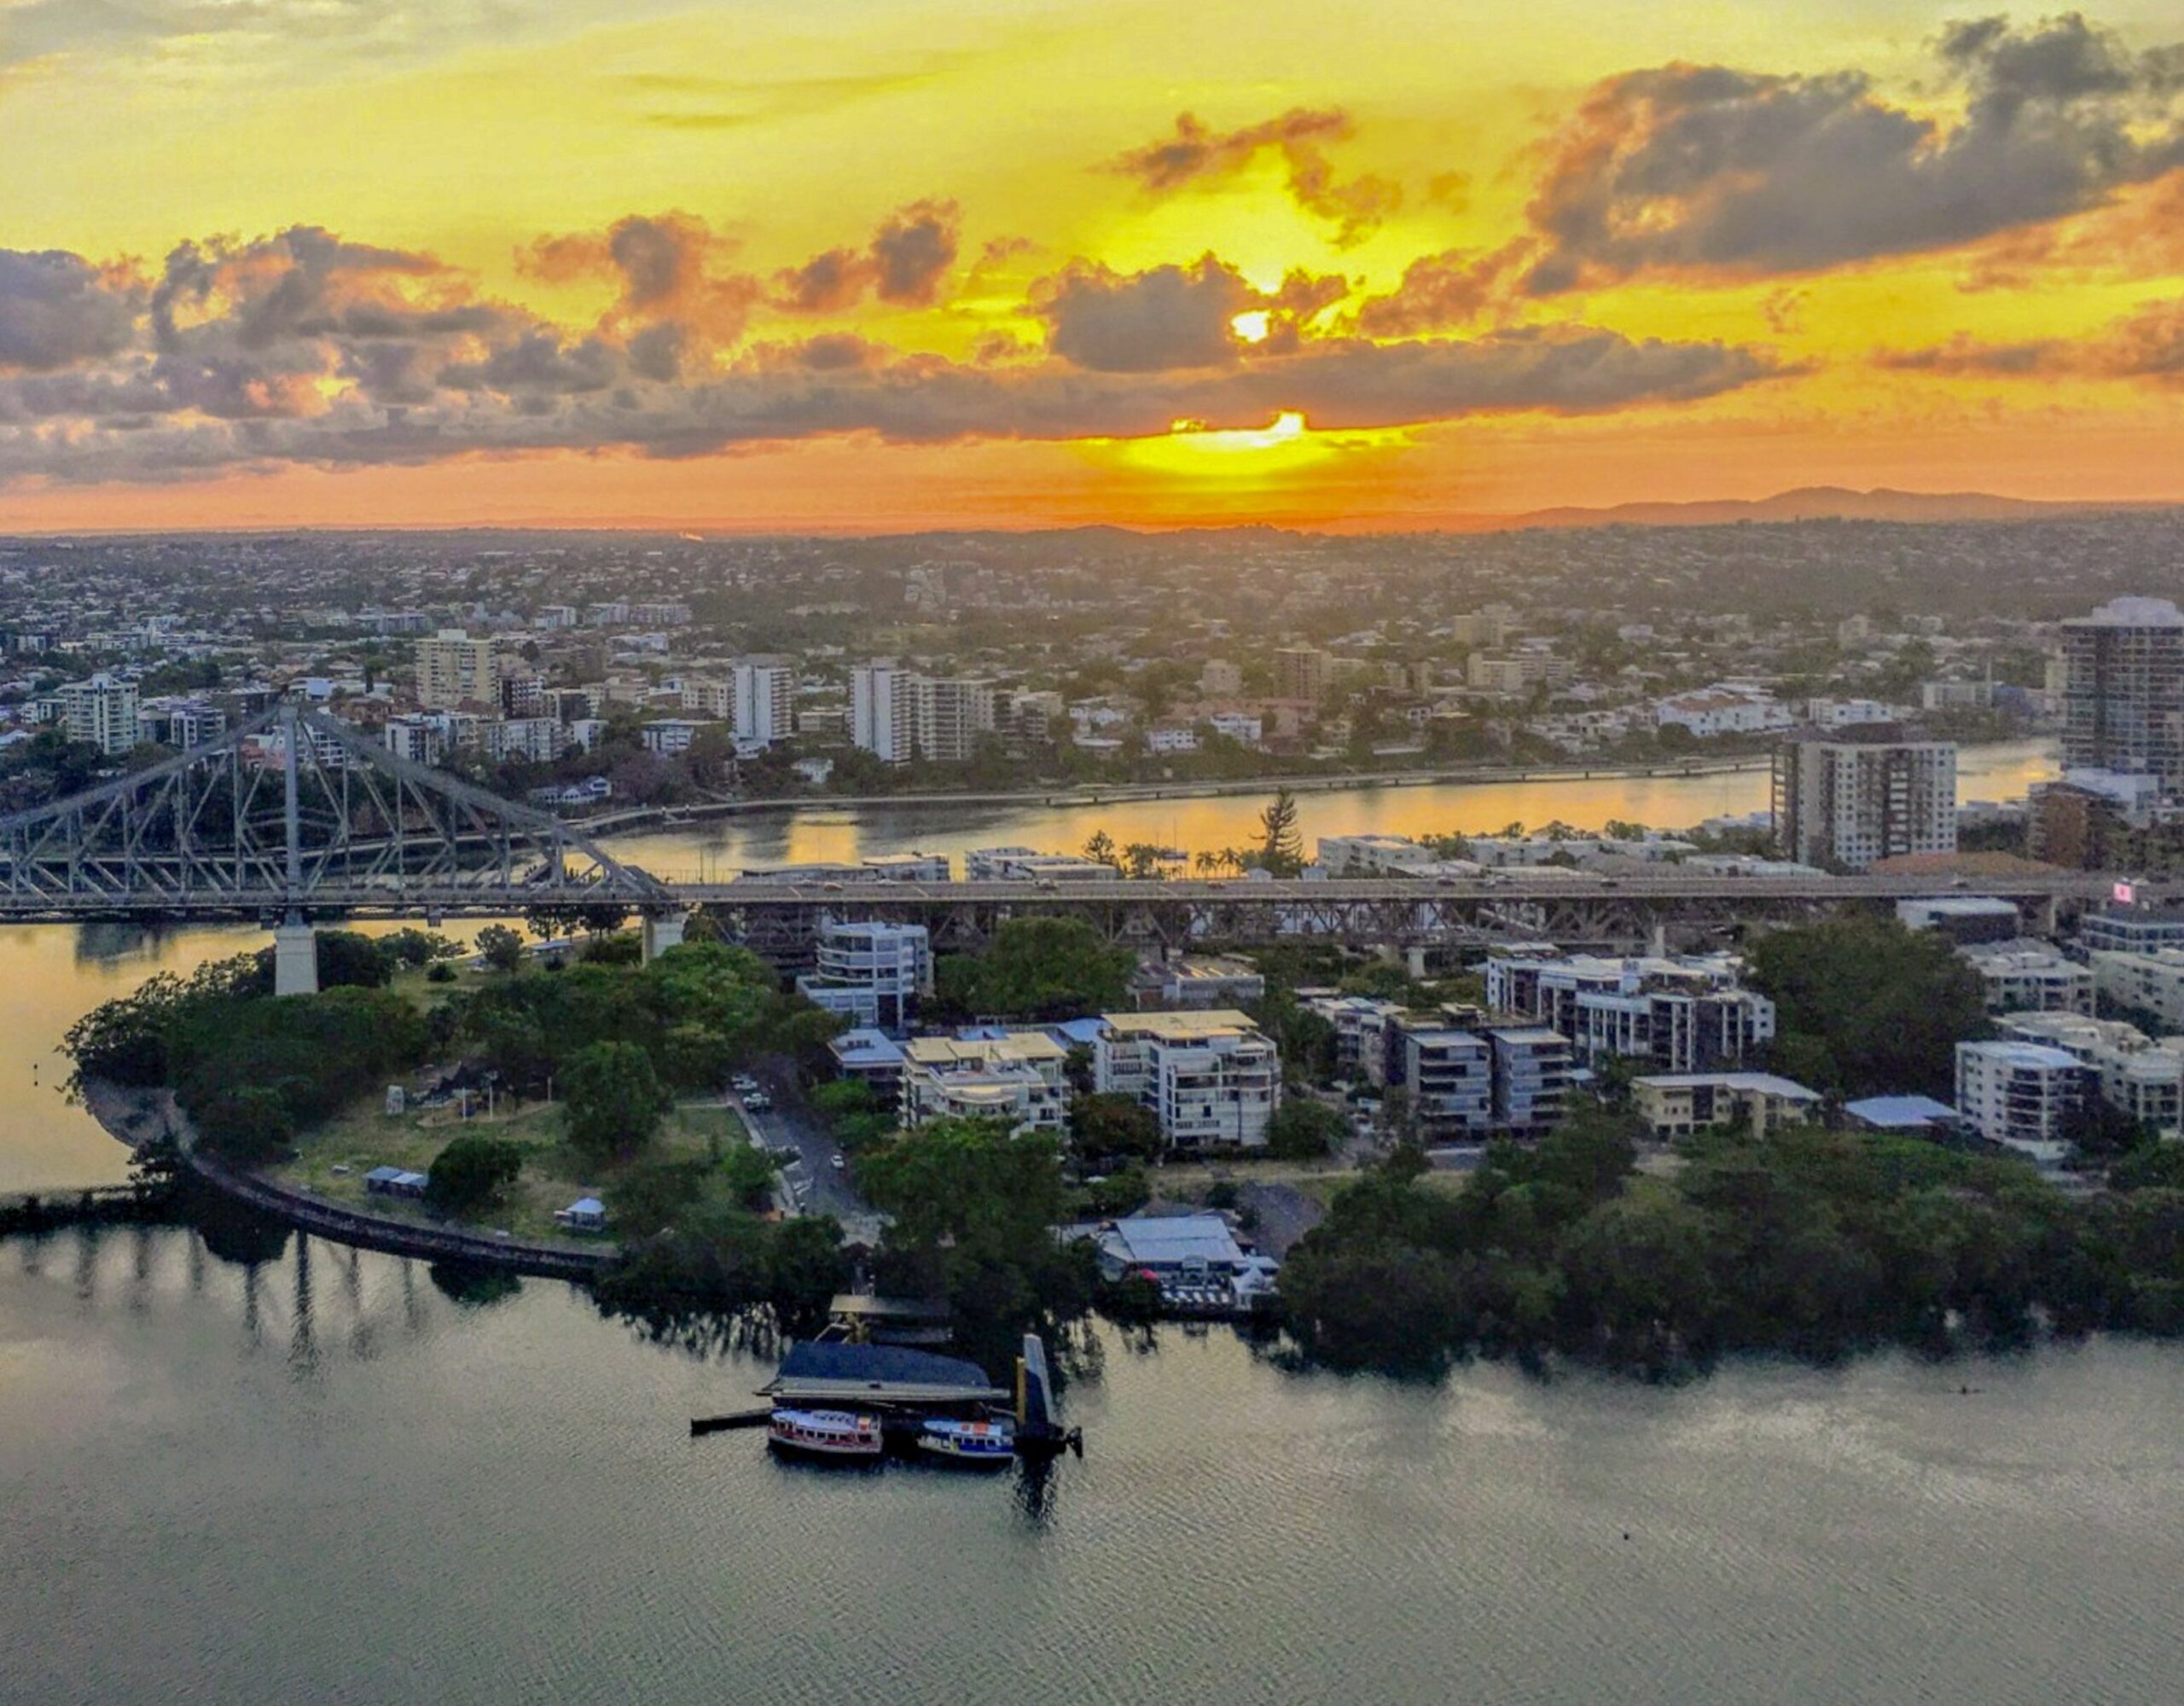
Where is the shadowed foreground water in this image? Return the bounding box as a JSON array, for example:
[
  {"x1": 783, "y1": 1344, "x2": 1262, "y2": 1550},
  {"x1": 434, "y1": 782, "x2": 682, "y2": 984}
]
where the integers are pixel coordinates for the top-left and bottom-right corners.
[{"x1": 3, "y1": 1225, "x2": 2181, "y2": 1706}]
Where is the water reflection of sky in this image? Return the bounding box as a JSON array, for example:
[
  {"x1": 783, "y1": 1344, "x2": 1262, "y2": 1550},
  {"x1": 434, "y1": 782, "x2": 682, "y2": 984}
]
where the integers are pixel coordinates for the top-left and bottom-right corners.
[{"x1": 613, "y1": 740, "x2": 2059, "y2": 879}]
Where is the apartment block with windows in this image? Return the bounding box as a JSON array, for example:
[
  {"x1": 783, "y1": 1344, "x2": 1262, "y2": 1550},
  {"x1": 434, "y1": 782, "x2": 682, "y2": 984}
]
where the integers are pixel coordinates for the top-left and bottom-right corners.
[
  {"x1": 733, "y1": 656, "x2": 798, "y2": 750},
  {"x1": 2060, "y1": 595, "x2": 2184, "y2": 792},
  {"x1": 1955, "y1": 1041, "x2": 2091, "y2": 1164},
  {"x1": 56, "y1": 673, "x2": 141, "y2": 755},
  {"x1": 898, "y1": 1031, "x2": 1070, "y2": 1135},
  {"x1": 414, "y1": 630, "x2": 505, "y2": 711},
  {"x1": 1094, "y1": 1011, "x2": 1281, "y2": 1150},
  {"x1": 1770, "y1": 725, "x2": 1957, "y2": 871},
  {"x1": 794, "y1": 920, "x2": 932, "y2": 1034}
]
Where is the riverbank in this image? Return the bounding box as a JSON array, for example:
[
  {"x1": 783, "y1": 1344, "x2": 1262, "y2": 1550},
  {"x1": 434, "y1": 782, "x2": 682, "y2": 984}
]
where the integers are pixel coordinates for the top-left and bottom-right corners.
[{"x1": 81, "y1": 1078, "x2": 613, "y2": 1280}]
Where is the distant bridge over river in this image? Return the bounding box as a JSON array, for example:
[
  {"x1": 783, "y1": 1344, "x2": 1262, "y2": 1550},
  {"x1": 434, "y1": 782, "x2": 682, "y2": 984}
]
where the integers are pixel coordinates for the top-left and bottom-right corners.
[{"x1": 0, "y1": 704, "x2": 2151, "y2": 975}]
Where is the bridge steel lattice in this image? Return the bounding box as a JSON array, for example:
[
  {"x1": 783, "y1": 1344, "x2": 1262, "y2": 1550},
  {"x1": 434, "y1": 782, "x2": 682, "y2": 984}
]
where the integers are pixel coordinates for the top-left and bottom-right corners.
[{"x1": 0, "y1": 704, "x2": 669, "y2": 925}]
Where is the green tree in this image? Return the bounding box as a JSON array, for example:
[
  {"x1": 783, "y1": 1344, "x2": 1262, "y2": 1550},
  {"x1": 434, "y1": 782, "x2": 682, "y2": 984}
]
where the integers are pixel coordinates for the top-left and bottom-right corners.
[
  {"x1": 476, "y1": 924, "x2": 527, "y2": 974},
  {"x1": 1069, "y1": 1093, "x2": 1165, "y2": 1166},
  {"x1": 561, "y1": 1040, "x2": 672, "y2": 1163},
  {"x1": 1745, "y1": 918, "x2": 1984, "y2": 1096},
  {"x1": 1082, "y1": 828, "x2": 1120, "y2": 872},
  {"x1": 1257, "y1": 788, "x2": 1304, "y2": 877},
  {"x1": 859, "y1": 1116, "x2": 1092, "y2": 1360},
  {"x1": 1267, "y1": 1097, "x2": 1347, "y2": 1161},
  {"x1": 425, "y1": 1133, "x2": 523, "y2": 1216},
  {"x1": 941, "y1": 917, "x2": 1134, "y2": 1020}
]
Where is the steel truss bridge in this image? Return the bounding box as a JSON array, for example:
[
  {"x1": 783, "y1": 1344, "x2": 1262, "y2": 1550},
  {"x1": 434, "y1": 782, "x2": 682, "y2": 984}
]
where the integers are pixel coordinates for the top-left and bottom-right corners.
[
  {"x1": 0, "y1": 704, "x2": 668, "y2": 924},
  {"x1": 0, "y1": 708, "x2": 2144, "y2": 958}
]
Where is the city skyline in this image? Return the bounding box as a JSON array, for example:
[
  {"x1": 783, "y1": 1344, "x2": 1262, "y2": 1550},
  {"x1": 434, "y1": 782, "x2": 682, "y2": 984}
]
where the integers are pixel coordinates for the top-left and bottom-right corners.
[{"x1": 3, "y1": 2, "x2": 2182, "y2": 532}]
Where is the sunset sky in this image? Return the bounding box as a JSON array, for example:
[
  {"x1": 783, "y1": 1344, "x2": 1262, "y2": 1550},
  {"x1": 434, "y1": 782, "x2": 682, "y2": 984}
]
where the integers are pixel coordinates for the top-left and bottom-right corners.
[{"x1": 2, "y1": 0, "x2": 2181, "y2": 531}]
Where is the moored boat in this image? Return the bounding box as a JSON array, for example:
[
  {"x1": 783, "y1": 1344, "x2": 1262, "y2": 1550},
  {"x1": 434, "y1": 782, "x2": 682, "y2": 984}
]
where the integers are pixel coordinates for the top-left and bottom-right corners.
[
  {"x1": 915, "y1": 1416, "x2": 1015, "y2": 1468},
  {"x1": 766, "y1": 1407, "x2": 882, "y2": 1461}
]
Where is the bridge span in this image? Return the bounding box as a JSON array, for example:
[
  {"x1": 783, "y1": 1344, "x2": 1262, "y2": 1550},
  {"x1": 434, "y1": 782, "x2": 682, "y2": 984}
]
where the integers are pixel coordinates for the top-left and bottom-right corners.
[{"x1": 0, "y1": 704, "x2": 2153, "y2": 979}]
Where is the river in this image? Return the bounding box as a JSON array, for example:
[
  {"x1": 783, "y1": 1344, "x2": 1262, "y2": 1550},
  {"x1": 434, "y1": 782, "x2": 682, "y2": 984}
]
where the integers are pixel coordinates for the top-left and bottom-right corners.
[
  {"x1": 3, "y1": 1228, "x2": 2181, "y2": 1705},
  {"x1": 603, "y1": 740, "x2": 2059, "y2": 879},
  {"x1": 9, "y1": 739, "x2": 2184, "y2": 1703}
]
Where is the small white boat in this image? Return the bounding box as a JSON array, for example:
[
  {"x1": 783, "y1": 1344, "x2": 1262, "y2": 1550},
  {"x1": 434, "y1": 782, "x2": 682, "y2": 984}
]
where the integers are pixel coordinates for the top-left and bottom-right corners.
[
  {"x1": 916, "y1": 1416, "x2": 1015, "y2": 1468},
  {"x1": 767, "y1": 1408, "x2": 882, "y2": 1461}
]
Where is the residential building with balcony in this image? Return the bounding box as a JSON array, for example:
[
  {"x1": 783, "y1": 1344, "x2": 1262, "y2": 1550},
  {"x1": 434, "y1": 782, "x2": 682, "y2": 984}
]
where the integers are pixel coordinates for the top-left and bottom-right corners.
[
  {"x1": 899, "y1": 1030, "x2": 1070, "y2": 1135},
  {"x1": 1955, "y1": 1041, "x2": 2092, "y2": 1164},
  {"x1": 1094, "y1": 1011, "x2": 1281, "y2": 1150}
]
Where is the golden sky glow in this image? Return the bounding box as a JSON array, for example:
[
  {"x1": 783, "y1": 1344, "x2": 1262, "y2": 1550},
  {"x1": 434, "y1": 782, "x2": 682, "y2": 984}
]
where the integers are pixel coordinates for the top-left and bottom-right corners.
[{"x1": 1, "y1": 0, "x2": 2181, "y2": 531}]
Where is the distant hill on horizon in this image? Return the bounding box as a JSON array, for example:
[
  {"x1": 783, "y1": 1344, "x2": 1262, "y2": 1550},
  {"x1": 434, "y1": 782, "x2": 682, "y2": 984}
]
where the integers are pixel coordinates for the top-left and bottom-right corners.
[
  {"x1": 1465, "y1": 485, "x2": 2170, "y2": 532},
  {"x1": 2, "y1": 489, "x2": 2175, "y2": 544}
]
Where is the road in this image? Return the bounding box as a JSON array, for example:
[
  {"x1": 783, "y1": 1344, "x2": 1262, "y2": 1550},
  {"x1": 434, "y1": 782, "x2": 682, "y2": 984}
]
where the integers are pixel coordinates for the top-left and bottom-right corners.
[{"x1": 731, "y1": 1060, "x2": 875, "y2": 1228}]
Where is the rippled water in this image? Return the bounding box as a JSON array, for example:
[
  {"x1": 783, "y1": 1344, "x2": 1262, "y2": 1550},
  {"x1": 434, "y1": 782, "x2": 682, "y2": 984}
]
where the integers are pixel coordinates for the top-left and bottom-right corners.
[{"x1": 2, "y1": 1226, "x2": 2181, "y2": 1706}]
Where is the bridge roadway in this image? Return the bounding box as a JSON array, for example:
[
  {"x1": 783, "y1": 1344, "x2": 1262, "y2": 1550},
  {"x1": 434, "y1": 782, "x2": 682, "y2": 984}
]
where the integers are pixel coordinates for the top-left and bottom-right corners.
[{"x1": 0, "y1": 868, "x2": 2148, "y2": 952}]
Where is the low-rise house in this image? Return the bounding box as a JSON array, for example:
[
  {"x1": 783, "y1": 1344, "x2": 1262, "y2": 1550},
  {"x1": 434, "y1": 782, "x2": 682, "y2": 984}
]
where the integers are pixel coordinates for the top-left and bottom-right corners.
[
  {"x1": 1631, "y1": 1072, "x2": 1822, "y2": 1139},
  {"x1": 364, "y1": 1166, "x2": 428, "y2": 1199},
  {"x1": 555, "y1": 1197, "x2": 609, "y2": 1233},
  {"x1": 828, "y1": 1027, "x2": 908, "y2": 1095},
  {"x1": 1844, "y1": 1094, "x2": 1960, "y2": 1134}
]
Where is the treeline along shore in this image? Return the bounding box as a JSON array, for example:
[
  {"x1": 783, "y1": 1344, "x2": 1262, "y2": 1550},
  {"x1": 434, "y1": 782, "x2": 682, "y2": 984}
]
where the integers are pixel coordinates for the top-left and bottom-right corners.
[{"x1": 57, "y1": 915, "x2": 2184, "y2": 1385}]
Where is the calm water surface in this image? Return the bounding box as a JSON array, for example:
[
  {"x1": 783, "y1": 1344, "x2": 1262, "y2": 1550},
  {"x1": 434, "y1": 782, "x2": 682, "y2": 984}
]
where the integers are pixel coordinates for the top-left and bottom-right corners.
[
  {"x1": 1, "y1": 1229, "x2": 2181, "y2": 1706},
  {"x1": 15, "y1": 740, "x2": 2175, "y2": 1706}
]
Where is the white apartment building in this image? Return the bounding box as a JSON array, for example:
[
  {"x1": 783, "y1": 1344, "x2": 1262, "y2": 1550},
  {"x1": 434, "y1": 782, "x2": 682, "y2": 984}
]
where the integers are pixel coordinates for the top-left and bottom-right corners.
[
  {"x1": 1491, "y1": 1028, "x2": 1573, "y2": 1137},
  {"x1": 1771, "y1": 729, "x2": 1957, "y2": 871},
  {"x1": 1317, "y1": 834, "x2": 1441, "y2": 876},
  {"x1": 1995, "y1": 1011, "x2": 2184, "y2": 1133},
  {"x1": 57, "y1": 673, "x2": 141, "y2": 755},
  {"x1": 480, "y1": 717, "x2": 566, "y2": 764},
  {"x1": 795, "y1": 920, "x2": 932, "y2": 1033},
  {"x1": 1094, "y1": 1011, "x2": 1281, "y2": 1150},
  {"x1": 415, "y1": 630, "x2": 504, "y2": 711},
  {"x1": 733, "y1": 656, "x2": 798, "y2": 750},
  {"x1": 851, "y1": 659, "x2": 916, "y2": 763},
  {"x1": 1955, "y1": 1041, "x2": 2091, "y2": 1164},
  {"x1": 1959, "y1": 940, "x2": 2094, "y2": 1015},
  {"x1": 1389, "y1": 1017, "x2": 1495, "y2": 1140},
  {"x1": 642, "y1": 718, "x2": 716, "y2": 757},
  {"x1": 916, "y1": 676, "x2": 996, "y2": 763},
  {"x1": 2090, "y1": 949, "x2": 2184, "y2": 1030},
  {"x1": 1484, "y1": 952, "x2": 1774, "y2": 1074},
  {"x1": 899, "y1": 1031, "x2": 1070, "y2": 1135}
]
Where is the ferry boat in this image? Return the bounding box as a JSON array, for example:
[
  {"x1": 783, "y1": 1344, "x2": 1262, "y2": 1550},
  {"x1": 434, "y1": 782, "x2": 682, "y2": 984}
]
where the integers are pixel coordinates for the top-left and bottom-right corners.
[
  {"x1": 915, "y1": 1416, "x2": 1016, "y2": 1468},
  {"x1": 766, "y1": 1407, "x2": 882, "y2": 1461}
]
